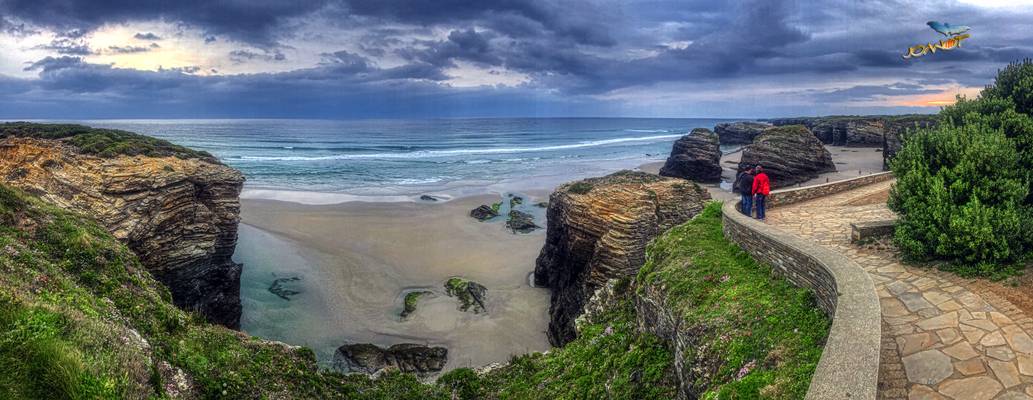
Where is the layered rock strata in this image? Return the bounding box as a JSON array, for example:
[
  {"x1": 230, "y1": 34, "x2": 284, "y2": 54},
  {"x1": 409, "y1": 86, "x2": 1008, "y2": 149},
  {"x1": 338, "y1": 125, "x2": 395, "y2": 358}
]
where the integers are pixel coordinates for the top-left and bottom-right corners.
[
  {"x1": 738, "y1": 125, "x2": 835, "y2": 188},
  {"x1": 533, "y1": 171, "x2": 710, "y2": 345},
  {"x1": 713, "y1": 121, "x2": 771, "y2": 145},
  {"x1": 658, "y1": 128, "x2": 722, "y2": 183},
  {"x1": 0, "y1": 136, "x2": 245, "y2": 327}
]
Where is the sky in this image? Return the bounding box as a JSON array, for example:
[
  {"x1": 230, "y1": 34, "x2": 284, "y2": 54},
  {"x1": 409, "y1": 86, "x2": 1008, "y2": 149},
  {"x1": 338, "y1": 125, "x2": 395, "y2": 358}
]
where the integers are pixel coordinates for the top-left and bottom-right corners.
[{"x1": 0, "y1": 0, "x2": 1031, "y2": 119}]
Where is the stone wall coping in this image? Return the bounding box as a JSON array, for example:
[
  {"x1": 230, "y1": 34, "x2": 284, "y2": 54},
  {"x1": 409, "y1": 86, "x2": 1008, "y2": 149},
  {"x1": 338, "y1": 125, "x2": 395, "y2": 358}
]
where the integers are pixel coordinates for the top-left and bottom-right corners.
[
  {"x1": 768, "y1": 171, "x2": 895, "y2": 208},
  {"x1": 722, "y1": 173, "x2": 885, "y2": 400}
]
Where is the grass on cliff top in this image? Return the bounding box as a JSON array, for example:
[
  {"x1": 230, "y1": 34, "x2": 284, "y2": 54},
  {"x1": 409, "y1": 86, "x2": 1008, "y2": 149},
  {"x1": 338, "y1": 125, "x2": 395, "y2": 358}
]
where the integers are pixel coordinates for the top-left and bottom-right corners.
[
  {"x1": 0, "y1": 122, "x2": 214, "y2": 160},
  {"x1": 637, "y1": 202, "x2": 831, "y2": 399},
  {"x1": 0, "y1": 182, "x2": 676, "y2": 399}
]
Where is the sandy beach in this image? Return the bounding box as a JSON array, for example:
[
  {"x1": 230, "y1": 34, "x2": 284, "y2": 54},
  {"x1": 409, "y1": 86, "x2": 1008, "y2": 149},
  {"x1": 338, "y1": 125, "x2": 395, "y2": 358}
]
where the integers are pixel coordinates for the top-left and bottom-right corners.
[
  {"x1": 235, "y1": 193, "x2": 552, "y2": 372},
  {"x1": 235, "y1": 142, "x2": 886, "y2": 373}
]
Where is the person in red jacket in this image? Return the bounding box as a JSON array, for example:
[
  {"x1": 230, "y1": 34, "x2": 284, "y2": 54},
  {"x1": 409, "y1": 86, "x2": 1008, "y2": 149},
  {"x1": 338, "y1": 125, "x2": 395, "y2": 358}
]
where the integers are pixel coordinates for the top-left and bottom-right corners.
[{"x1": 752, "y1": 165, "x2": 770, "y2": 220}]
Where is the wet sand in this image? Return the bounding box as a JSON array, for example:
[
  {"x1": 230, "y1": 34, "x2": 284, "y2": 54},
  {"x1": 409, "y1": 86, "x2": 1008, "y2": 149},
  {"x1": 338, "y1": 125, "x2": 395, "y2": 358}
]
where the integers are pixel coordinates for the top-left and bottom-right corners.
[
  {"x1": 236, "y1": 194, "x2": 551, "y2": 372},
  {"x1": 235, "y1": 143, "x2": 885, "y2": 373}
]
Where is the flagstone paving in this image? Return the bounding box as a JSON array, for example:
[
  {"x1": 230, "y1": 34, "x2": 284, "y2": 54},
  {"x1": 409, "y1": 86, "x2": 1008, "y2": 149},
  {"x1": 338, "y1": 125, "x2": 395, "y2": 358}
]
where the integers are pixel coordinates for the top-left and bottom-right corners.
[{"x1": 765, "y1": 179, "x2": 1033, "y2": 400}]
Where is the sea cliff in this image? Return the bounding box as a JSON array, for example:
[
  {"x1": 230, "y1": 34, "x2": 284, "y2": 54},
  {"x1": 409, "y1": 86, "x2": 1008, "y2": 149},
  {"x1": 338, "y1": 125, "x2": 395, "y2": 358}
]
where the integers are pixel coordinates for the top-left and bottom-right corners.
[{"x1": 0, "y1": 123, "x2": 244, "y2": 327}]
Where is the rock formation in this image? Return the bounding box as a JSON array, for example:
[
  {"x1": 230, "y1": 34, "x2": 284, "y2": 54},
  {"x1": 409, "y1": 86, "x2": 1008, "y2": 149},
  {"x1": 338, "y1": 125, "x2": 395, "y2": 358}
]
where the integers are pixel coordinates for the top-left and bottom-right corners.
[
  {"x1": 882, "y1": 116, "x2": 938, "y2": 170},
  {"x1": 445, "y1": 277, "x2": 487, "y2": 314},
  {"x1": 506, "y1": 209, "x2": 539, "y2": 233},
  {"x1": 767, "y1": 115, "x2": 938, "y2": 147},
  {"x1": 0, "y1": 136, "x2": 245, "y2": 328},
  {"x1": 738, "y1": 125, "x2": 835, "y2": 188},
  {"x1": 658, "y1": 128, "x2": 722, "y2": 183},
  {"x1": 533, "y1": 171, "x2": 710, "y2": 345},
  {"x1": 713, "y1": 121, "x2": 771, "y2": 145},
  {"x1": 469, "y1": 204, "x2": 499, "y2": 221},
  {"x1": 333, "y1": 343, "x2": 448, "y2": 375}
]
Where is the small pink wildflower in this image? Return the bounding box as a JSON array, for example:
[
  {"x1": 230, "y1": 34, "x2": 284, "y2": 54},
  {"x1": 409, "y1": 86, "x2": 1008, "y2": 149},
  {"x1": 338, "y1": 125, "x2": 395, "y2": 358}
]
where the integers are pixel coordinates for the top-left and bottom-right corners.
[
  {"x1": 720, "y1": 275, "x2": 730, "y2": 282},
  {"x1": 735, "y1": 360, "x2": 757, "y2": 380}
]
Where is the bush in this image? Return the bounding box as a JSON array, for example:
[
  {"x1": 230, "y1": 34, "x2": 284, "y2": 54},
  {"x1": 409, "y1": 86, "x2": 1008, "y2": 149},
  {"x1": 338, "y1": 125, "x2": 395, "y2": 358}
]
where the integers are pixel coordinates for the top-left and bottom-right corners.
[
  {"x1": 889, "y1": 122, "x2": 1029, "y2": 270},
  {"x1": 982, "y1": 59, "x2": 1033, "y2": 115}
]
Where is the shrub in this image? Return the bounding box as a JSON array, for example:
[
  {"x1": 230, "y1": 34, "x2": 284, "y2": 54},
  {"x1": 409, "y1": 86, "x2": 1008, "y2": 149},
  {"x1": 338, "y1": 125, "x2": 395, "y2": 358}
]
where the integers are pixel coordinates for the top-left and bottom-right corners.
[
  {"x1": 982, "y1": 58, "x2": 1033, "y2": 115},
  {"x1": 567, "y1": 181, "x2": 593, "y2": 194},
  {"x1": 889, "y1": 122, "x2": 1029, "y2": 270}
]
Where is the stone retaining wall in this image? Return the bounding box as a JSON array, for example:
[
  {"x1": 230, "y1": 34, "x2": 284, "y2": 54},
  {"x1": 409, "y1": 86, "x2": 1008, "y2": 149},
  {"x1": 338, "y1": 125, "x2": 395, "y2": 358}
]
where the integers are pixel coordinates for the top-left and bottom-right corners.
[
  {"x1": 768, "y1": 171, "x2": 894, "y2": 208},
  {"x1": 721, "y1": 173, "x2": 885, "y2": 400}
]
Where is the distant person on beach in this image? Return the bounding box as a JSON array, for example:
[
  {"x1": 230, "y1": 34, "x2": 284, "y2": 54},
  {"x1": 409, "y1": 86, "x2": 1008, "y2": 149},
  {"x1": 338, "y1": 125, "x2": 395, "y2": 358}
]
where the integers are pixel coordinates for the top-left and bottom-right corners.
[
  {"x1": 752, "y1": 166, "x2": 770, "y2": 220},
  {"x1": 734, "y1": 167, "x2": 755, "y2": 215}
]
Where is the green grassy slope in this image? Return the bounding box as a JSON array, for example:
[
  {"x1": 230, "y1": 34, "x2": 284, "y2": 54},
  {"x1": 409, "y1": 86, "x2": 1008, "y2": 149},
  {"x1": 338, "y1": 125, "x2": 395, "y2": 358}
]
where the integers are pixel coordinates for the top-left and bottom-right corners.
[{"x1": 0, "y1": 183, "x2": 826, "y2": 399}]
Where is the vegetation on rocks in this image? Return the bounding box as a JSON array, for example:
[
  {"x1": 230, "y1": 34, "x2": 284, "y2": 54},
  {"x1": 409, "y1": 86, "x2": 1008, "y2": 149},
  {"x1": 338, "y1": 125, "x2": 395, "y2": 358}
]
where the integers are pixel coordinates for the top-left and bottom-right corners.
[
  {"x1": 637, "y1": 203, "x2": 830, "y2": 398},
  {"x1": 400, "y1": 291, "x2": 430, "y2": 318},
  {"x1": 0, "y1": 180, "x2": 829, "y2": 399},
  {"x1": 0, "y1": 122, "x2": 214, "y2": 160},
  {"x1": 890, "y1": 59, "x2": 1033, "y2": 275}
]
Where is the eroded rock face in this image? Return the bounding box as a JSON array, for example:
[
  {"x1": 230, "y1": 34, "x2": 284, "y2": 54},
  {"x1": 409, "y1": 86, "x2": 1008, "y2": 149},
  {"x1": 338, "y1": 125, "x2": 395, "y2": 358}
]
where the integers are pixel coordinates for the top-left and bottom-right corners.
[
  {"x1": 0, "y1": 137, "x2": 245, "y2": 328},
  {"x1": 768, "y1": 115, "x2": 938, "y2": 147},
  {"x1": 738, "y1": 125, "x2": 835, "y2": 188},
  {"x1": 713, "y1": 121, "x2": 771, "y2": 145},
  {"x1": 533, "y1": 171, "x2": 710, "y2": 346},
  {"x1": 882, "y1": 116, "x2": 939, "y2": 170},
  {"x1": 658, "y1": 128, "x2": 722, "y2": 183},
  {"x1": 333, "y1": 343, "x2": 448, "y2": 375}
]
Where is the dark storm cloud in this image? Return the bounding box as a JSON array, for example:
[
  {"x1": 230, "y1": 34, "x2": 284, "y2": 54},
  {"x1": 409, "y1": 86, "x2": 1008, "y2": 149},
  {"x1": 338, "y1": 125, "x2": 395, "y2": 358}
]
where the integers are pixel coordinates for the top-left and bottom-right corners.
[
  {"x1": 33, "y1": 37, "x2": 92, "y2": 55},
  {"x1": 0, "y1": 0, "x2": 329, "y2": 46},
  {"x1": 107, "y1": 44, "x2": 155, "y2": 54},
  {"x1": 229, "y1": 49, "x2": 286, "y2": 63},
  {"x1": 133, "y1": 32, "x2": 161, "y2": 40},
  {"x1": 2, "y1": 0, "x2": 1033, "y2": 118}
]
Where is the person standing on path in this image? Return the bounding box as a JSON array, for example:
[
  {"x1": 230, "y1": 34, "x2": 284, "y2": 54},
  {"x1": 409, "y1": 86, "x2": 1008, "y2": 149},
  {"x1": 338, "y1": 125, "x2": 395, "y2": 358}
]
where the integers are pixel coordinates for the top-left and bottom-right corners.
[
  {"x1": 752, "y1": 165, "x2": 770, "y2": 220},
  {"x1": 733, "y1": 167, "x2": 755, "y2": 216}
]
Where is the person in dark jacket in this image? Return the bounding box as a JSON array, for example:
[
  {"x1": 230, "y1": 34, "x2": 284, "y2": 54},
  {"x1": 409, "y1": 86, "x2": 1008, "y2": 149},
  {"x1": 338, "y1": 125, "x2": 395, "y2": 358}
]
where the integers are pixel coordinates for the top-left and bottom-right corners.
[
  {"x1": 733, "y1": 167, "x2": 754, "y2": 215},
  {"x1": 752, "y1": 165, "x2": 771, "y2": 220}
]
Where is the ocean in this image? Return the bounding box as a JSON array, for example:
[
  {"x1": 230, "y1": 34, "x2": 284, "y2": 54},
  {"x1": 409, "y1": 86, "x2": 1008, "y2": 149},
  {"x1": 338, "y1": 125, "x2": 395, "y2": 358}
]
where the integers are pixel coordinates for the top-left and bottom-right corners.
[{"x1": 52, "y1": 118, "x2": 737, "y2": 201}]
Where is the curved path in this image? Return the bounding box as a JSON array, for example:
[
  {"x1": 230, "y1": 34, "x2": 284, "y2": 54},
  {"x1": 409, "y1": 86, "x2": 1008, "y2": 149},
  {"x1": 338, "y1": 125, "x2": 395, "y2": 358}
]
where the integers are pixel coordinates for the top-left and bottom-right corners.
[{"x1": 766, "y1": 179, "x2": 1033, "y2": 400}]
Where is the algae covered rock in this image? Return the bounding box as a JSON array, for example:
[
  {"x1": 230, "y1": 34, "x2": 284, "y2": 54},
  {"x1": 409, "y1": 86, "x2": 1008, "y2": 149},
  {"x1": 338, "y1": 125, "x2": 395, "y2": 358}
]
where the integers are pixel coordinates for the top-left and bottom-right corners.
[
  {"x1": 506, "y1": 209, "x2": 539, "y2": 233},
  {"x1": 469, "y1": 204, "x2": 499, "y2": 221},
  {"x1": 658, "y1": 128, "x2": 722, "y2": 183},
  {"x1": 400, "y1": 290, "x2": 431, "y2": 318},
  {"x1": 738, "y1": 125, "x2": 835, "y2": 188},
  {"x1": 445, "y1": 277, "x2": 487, "y2": 314},
  {"x1": 534, "y1": 170, "x2": 711, "y2": 345}
]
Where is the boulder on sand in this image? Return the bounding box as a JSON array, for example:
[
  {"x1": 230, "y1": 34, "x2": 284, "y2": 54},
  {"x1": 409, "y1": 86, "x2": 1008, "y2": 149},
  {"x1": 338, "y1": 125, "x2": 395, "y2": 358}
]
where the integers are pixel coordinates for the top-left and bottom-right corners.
[
  {"x1": 658, "y1": 128, "x2": 722, "y2": 183},
  {"x1": 506, "y1": 210, "x2": 539, "y2": 233},
  {"x1": 333, "y1": 343, "x2": 448, "y2": 375},
  {"x1": 714, "y1": 121, "x2": 772, "y2": 145},
  {"x1": 469, "y1": 204, "x2": 499, "y2": 221},
  {"x1": 738, "y1": 125, "x2": 835, "y2": 188}
]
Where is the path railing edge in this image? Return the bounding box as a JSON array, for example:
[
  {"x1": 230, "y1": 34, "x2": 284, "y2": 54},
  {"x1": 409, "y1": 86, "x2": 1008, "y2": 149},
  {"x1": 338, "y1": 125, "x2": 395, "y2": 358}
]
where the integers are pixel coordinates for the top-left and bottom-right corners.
[{"x1": 721, "y1": 173, "x2": 889, "y2": 400}]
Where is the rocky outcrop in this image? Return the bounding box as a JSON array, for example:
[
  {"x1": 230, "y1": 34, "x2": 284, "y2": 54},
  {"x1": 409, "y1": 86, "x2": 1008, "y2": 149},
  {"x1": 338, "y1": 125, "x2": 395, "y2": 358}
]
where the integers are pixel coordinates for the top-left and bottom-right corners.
[
  {"x1": 506, "y1": 209, "x2": 539, "y2": 233},
  {"x1": 767, "y1": 115, "x2": 938, "y2": 147},
  {"x1": 333, "y1": 343, "x2": 448, "y2": 375},
  {"x1": 445, "y1": 277, "x2": 487, "y2": 314},
  {"x1": 533, "y1": 171, "x2": 710, "y2": 346},
  {"x1": 882, "y1": 115, "x2": 939, "y2": 170},
  {"x1": 658, "y1": 128, "x2": 722, "y2": 183},
  {"x1": 713, "y1": 121, "x2": 771, "y2": 145},
  {"x1": 0, "y1": 136, "x2": 245, "y2": 328},
  {"x1": 469, "y1": 204, "x2": 499, "y2": 221},
  {"x1": 738, "y1": 125, "x2": 835, "y2": 188}
]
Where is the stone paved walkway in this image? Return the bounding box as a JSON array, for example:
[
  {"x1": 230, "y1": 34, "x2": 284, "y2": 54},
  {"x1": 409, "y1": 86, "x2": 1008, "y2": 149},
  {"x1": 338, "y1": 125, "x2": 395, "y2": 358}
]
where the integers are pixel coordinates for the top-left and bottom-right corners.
[{"x1": 766, "y1": 179, "x2": 1033, "y2": 400}]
